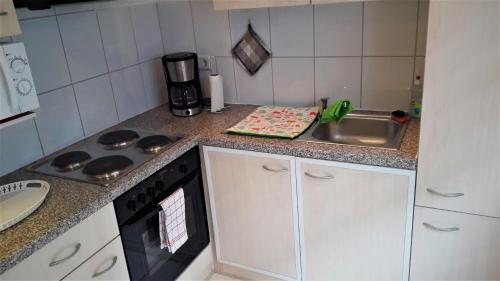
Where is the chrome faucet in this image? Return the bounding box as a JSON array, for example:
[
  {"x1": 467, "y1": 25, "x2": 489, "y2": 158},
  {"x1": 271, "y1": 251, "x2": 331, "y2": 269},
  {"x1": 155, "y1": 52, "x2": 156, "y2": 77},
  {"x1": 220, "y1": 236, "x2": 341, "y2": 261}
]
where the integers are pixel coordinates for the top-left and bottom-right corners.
[{"x1": 319, "y1": 97, "x2": 329, "y2": 117}]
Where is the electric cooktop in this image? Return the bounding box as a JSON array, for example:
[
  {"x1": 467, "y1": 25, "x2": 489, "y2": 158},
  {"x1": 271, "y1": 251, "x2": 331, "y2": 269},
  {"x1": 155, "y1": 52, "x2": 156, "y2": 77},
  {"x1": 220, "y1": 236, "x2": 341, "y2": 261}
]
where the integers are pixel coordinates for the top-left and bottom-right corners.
[{"x1": 27, "y1": 128, "x2": 183, "y2": 186}]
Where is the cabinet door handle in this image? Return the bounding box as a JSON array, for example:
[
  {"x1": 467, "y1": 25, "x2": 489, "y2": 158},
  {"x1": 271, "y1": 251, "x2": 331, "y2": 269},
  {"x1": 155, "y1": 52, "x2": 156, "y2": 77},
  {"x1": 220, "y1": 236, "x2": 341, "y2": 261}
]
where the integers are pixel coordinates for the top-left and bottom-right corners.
[
  {"x1": 426, "y1": 188, "x2": 464, "y2": 197},
  {"x1": 262, "y1": 164, "x2": 288, "y2": 173},
  {"x1": 49, "y1": 243, "x2": 81, "y2": 267},
  {"x1": 0, "y1": 11, "x2": 8, "y2": 16},
  {"x1": 92, "y1": 256, "x2": 118, "y2": 279},
  {"x1": 304, "y1": 171, "x2": 334, "y2": 180},
  {"x1": 423, "y1": 222, "x2": 460, "y2": 232}
]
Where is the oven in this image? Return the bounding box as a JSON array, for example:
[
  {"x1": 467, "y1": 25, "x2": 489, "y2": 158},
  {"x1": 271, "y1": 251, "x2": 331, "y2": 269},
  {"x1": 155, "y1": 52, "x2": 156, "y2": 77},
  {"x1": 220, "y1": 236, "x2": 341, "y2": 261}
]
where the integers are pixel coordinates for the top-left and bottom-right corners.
[{"x1": 114, "y1": 147, "x2": 209, "y2": 281}]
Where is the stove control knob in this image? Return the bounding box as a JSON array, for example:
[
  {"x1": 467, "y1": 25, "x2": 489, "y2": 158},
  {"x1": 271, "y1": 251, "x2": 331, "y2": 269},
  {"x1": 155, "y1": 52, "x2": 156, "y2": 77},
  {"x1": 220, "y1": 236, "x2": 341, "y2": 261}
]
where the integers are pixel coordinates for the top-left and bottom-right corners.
[
  {"x1": 179, "y1": 164, "x2": 188, "y2": 174},
  {"x1": 155, "y1": 181, "x2": 164, "y2": 191},
  {"x1": 137, "y1": 193, "x2": 146, "y2": 203},
  {"x1": 147, "y1": 187, "x2": 155, "y2": 197},
  {"x1": 126, "y1": 200, "x2": 136, "y2": 211}
]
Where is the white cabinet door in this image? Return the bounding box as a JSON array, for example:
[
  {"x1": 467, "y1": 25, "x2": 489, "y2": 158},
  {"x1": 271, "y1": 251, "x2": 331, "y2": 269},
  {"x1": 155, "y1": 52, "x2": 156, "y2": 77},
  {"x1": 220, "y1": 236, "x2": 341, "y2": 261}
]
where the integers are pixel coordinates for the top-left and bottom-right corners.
[
  {"x1": 416, "y1": 0, "x2": 500, "y2": 218},
  {"x1": 213, "y1": 0, "x2": 309, "y2": 10},
  {"x1": 1, "y1": 203, "x2": 120, "y2": 281},
  {"x1": 63, "y1": 236, "x2": 129, "y2": 281},
  {"x1": 410, "y1": 206, "x2": 500, "y2": 281},
  {"x1": 204, "y1": 147, "x2": 300, "y2": 280},
  {"x1": 0, "y1": 0, "x2": 21, "y2": 37},
  {"x1": 298, "y1": 159, "x2": 414, "y2": 281}
]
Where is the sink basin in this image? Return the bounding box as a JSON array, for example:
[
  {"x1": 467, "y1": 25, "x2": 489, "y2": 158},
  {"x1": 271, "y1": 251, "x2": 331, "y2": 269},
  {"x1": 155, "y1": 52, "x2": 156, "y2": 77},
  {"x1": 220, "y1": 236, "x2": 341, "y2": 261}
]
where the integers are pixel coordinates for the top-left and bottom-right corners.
[{"x1": 298, "y1": 113, "x2": 408, "y2": 149}]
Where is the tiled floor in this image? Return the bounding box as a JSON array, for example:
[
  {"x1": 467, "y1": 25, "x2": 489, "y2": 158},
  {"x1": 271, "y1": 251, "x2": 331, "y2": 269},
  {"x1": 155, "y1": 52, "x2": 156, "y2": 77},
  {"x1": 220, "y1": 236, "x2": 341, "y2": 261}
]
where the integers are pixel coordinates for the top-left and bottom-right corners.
[{"x1": 208, "y1": 273, "x2": 242, "y2": 281}]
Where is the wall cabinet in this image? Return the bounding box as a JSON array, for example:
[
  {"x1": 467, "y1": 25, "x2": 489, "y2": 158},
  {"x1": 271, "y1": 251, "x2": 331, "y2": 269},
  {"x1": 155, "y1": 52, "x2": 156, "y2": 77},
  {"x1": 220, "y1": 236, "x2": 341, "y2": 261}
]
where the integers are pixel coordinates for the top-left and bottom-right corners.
[
  {"x1": 410, "y1": 207, "x2": 500, "y2": 281},
  {"x1": 297, "y1": 159, "x2": 414, "y2": 281},
  {"x1": 415, "y1": 0, "x2": 500, "y2": 218},
  {"x1": 203, "y1": 146, "x2": 415, "y2": 281},
  {"x1": 204, "y1": 147, "x2": 300, "y2": 280},
  {"x1": 63, "y1": 236, "x2": 129, "y2": 281},
  {"x1": 1, "y1": 203, "x2": 121, "y2": 281},
  {"x1": 0, "y1": 0, "x2": 21, "y2": 38}
]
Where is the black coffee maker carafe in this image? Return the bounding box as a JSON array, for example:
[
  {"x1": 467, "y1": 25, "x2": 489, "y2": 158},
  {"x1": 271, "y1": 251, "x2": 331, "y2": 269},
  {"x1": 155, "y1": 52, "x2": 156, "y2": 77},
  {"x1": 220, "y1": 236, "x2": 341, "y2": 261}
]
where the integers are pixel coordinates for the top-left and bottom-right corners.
[{"x1": 162, "y1": 52, "x2": 203, "y2": 117}]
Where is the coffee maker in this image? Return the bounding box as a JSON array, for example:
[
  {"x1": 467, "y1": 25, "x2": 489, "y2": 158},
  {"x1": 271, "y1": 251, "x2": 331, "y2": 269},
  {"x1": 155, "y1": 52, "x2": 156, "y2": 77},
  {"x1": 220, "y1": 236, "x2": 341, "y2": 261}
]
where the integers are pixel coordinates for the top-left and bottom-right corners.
[{"x1": 162, "y1": 52, "x2": 203, "y2": 117}]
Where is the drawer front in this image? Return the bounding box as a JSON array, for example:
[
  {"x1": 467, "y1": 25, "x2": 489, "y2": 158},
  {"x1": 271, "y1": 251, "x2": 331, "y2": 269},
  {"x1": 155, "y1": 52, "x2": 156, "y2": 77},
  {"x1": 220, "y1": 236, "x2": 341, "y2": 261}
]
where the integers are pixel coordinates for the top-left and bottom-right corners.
[
  {"x1": 2, "y1": 203, "x2": 119, "y2": 280},
  {"x1": 63, "y1": 236, "x2": 129, "y2": 281},
  {"x1": 410, "y1": 206, "x2": 500, "y2": 280}
]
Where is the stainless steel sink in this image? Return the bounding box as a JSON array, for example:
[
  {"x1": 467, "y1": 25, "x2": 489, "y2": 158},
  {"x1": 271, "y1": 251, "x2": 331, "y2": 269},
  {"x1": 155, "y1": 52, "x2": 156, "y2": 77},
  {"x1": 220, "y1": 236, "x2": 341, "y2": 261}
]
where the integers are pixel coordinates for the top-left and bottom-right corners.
[{"x1": 298, "y1": 113, "x2": 408, "y2": 149}]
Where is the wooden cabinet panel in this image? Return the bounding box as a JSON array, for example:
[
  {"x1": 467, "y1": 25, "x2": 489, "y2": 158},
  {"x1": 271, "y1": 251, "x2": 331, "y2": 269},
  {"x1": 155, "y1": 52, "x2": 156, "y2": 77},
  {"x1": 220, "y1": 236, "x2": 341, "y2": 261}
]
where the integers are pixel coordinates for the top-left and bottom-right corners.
[
  {"x1": 298, "y1": 160, "x2": 413, "y2": 281},
  {"x1": 416, "y1": 0, "x2": 500, "y2": 218},
  {"x1": 410, "y1": 206, "x2": 500, "y2": 281},
  {"x1": 0, "y1": 0, "x2": 21, "y2": 37},
  {"x1": 204, "y1": 147, "x2": 299, "y2": 280},
  {"x1": 1, "y1": 203, "x2": 120, "y2": 280},
  {"x1": 63, "y1": 236, "x2": 129, "y2": 281},
  {"x1": 214, "y1": 0, "x2": 309, "y2": 10}
]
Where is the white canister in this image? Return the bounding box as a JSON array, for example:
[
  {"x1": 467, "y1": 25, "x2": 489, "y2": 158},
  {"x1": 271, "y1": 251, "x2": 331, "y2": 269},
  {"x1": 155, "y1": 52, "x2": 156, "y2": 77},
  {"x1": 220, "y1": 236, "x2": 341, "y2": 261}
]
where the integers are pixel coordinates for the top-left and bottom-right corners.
[{"x1": 209, "y1": 73, "x2": 224, "y2": 112}]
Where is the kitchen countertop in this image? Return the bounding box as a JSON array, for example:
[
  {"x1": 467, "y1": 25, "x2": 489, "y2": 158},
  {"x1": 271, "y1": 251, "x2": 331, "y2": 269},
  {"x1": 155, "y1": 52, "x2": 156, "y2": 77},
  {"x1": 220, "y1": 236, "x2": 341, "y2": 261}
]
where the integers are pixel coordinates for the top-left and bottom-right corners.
[{"x1": 0, "y1": 104, "x2": 419, "y2": 274}]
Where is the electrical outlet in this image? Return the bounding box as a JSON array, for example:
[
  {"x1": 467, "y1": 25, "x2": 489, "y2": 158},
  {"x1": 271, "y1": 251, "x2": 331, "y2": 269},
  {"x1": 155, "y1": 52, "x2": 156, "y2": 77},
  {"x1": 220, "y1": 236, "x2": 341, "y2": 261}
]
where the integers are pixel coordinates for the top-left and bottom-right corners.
[{"x1": 198, "y1": 55, "x2": 215, "y2": 70}]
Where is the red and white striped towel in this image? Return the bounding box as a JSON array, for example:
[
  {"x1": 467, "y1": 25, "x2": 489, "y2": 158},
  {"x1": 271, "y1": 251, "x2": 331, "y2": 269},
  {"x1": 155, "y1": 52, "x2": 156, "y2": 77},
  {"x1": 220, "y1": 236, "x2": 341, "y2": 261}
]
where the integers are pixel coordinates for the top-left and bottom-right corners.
[{"x1": 159, "y1": 188, "x2": 188, "y2": 253}]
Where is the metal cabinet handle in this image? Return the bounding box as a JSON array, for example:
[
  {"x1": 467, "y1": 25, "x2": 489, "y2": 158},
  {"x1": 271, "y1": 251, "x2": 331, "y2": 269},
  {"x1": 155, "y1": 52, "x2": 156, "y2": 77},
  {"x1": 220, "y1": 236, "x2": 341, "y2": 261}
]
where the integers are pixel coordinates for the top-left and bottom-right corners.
[
  {"x1": 426, "y1": 188, "x2": 464, "y2": 197},
  {"x1": 49, "y1": 243, "x2": 81, "y2": 267},
  {"x1": 92, "y1": 256, "x2": 118, "y2": 279},
  {"x1": 262, "y1": 164, "x2": 288, "y2": 173},
  {"x1": 423, "y1": 222, "x2": 460, "y2": 232},
  {"x1": 0, "y1": 11, "x2": 8, "y2": 16},
  {"x1": 304, "y1": 171, "x2": 334, "y2": 180}
]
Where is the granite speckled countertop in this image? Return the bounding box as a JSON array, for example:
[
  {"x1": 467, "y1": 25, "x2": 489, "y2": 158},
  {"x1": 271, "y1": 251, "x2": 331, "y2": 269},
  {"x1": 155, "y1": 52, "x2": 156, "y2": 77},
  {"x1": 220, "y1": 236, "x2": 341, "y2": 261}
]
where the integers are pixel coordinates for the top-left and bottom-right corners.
[{"x1": 0, "y1": 104, "x2": 419, "y2": 274}]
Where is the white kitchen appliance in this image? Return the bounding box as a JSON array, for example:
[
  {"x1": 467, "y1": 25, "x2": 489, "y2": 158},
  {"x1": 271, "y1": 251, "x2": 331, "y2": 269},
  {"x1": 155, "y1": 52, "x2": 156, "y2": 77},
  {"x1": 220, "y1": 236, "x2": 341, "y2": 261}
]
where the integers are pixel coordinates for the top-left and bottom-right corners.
[{"x1": 0, "y1": 42, "x2": 38, "y2": 122}]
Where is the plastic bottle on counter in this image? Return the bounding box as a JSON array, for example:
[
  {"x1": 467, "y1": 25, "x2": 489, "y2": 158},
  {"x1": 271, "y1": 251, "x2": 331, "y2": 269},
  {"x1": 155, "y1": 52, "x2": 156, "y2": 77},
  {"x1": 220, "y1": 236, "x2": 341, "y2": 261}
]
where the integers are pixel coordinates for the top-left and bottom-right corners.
[{"x1": 410, "y1": 75, "x2": 423, "y2": 118}]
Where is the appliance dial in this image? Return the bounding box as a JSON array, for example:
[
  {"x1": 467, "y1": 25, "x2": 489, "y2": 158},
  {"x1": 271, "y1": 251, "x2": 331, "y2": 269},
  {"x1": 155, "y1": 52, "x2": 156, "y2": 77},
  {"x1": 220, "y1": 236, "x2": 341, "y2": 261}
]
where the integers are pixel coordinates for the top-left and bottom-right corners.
[
  {"x1": 126, "y1": 200, "x2": 136, "y2": 211},
  {"x1": 155, "y1": 181, "x2": 164, "y2": 191},
  {"x1": 179, "y1": 164, "x2": 188, "y2": 174},
  {"x1": 137, "y1": 193, "x2": 146, "y2": 203},
  {"x1": 147, "y1": 186, "x2": 155, "y2": 197},
  {"x1": 16, "y1": 79, "x2": 33, "y2": 96},
  {"x1": 10, "y1": 57, "x2": 27, "y2": 73}
]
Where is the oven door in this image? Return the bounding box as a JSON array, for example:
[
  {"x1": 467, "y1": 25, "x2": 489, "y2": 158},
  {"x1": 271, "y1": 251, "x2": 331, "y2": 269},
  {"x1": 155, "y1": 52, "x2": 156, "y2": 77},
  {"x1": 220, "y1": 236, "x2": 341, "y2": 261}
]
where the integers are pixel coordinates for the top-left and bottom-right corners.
[{"x1": 119, "y1": 173, "x2": 209, "y2": 281}]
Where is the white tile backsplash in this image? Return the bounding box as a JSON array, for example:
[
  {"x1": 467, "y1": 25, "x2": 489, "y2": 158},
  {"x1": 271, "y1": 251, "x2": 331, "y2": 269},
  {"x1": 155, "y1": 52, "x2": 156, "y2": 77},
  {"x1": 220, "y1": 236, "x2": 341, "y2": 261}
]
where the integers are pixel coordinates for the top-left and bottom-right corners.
[
  {"x1": 17, "y1": 17, "x2": 71, "y2": 94},
  {"x1": 140, "y1": 58, "x2": 168, "y2": 109},
  {"x1": 414, "y1": 57, "x2": 425, "y2": 81},
  {"x1": 229, "y1": 8, "x2": 271, "y2": 48},
  {"x1": 314, "y1": 2, "x2": 363, "y2": 56},
  {"x1": 361, "y1": 57, "x2": 414, "y2": 110},
  {"x1": 270, "y1": 5, "x2": 314, "y2": 57},
  {"x1": 73, "y1": 74, "x2": 119, "y2": 135},
  {"x1": 98, "y1": 6, "x2": 139, "y2": 71},
  {"x1": 57, "y1": 11, "x2": 108, "y2": 82},
  {"x1": 215, "y1": 57, "x2": 237, "y2": 104},
  {"x1": 273, "y1": 58, "x2": 314, "y2": 106},
  {"x1": 131, "y1": 3, "x2": 164, "y2": 62},
  {"x1": 35, "y1": 86, "x2": 85, "y2": 154},
  {"x1": 315, "y1": 57, "x2": 362, "y2": 107},
  {"x1": 0, "y1": 119, "x2": 43, "y2": 175},
  {"x1": 3, "y1": 0, "x2": 428, "y2": 176},
  {"x1": 158, "y1": 1, "x2": 196, "y2": 53},
  {"x1": 191, "y1": 0, "x2": 232, "y2": 56},
  {"x1": 363, "y1": 0, "x2": 418, "y2": 56},
  {"x1": 110, "y1": 65, "x2": 148, "y2": 121},
  {"x1": 234, "y1": 60, "x2": 274, "y2": 105}
]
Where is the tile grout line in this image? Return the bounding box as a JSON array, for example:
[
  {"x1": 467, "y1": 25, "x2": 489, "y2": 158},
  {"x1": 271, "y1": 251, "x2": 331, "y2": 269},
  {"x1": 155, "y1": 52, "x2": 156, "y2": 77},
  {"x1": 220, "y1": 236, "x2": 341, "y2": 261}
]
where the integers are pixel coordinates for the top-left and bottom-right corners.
[
  {"x1": 226, "y1": 9, "x2": 239, "y2": 104},
  {"x1": 312, "y1": 5, "x2": 316, "y2": 106},
  {"x1": 360, "y1": 2, "x2": 365, "y2": 109},
  {"x1": 188, "y1": 0, "x2": 198, "y2": 53},
  {"x1": 94, "y1": 8, "x2": 121, "y2": 122},
  {"x1": 268, "y1": 8, "x2": 275, "y2": 106}
]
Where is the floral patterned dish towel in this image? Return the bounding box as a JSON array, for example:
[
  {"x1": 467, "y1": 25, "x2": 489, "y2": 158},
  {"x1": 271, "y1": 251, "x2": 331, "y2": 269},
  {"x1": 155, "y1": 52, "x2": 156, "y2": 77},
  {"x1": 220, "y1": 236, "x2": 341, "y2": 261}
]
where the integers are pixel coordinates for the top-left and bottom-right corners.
[{"x1": 225, "y1": 106, "x2": 319, "y2": 139}]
